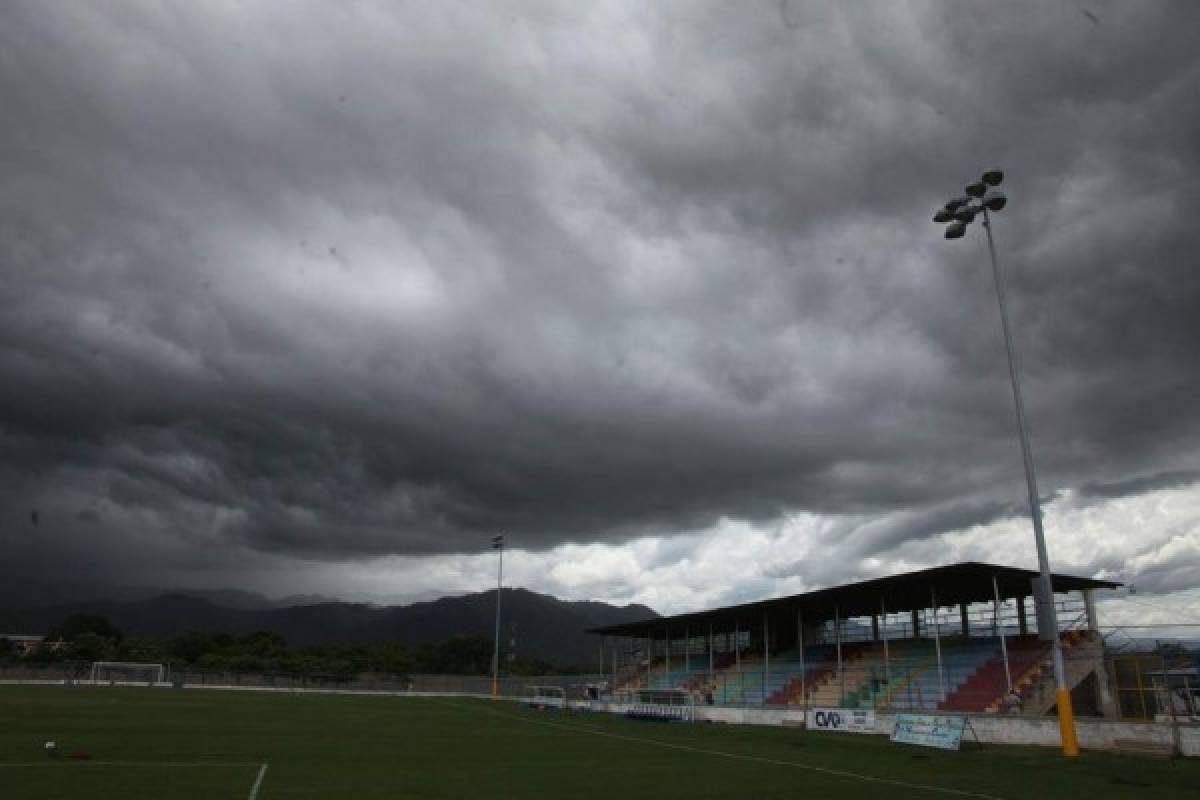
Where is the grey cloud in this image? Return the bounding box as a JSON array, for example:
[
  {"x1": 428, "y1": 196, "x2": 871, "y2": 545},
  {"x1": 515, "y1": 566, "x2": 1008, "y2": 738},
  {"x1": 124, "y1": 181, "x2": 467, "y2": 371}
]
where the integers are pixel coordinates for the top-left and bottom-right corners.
[
  {"x1": 2, "y1": 1, "x2": 1199, "y2": 593},
  {"x1": 1079, "y1": 469, "x2": 1200, "y2": 500}
]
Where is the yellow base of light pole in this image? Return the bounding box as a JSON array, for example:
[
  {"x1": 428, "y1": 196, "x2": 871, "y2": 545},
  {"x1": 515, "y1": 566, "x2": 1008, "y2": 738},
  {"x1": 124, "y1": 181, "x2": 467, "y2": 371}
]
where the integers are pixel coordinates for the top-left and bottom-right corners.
[{"x1": 1057, "y1": 688, "x2": 1080, "y2": 757}]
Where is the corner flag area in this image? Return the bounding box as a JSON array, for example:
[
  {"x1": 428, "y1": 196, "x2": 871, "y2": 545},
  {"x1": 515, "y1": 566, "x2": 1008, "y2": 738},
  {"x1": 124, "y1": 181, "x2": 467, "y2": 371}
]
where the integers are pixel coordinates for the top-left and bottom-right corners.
[{"x1": 1, "y1": 686, "x2": 1196, "y2": 799}]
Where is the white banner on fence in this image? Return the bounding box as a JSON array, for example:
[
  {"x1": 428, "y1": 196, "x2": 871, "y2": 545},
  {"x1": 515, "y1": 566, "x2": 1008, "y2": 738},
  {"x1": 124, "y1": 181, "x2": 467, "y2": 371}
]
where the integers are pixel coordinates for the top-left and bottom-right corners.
[
  {"x1": 806, "y1": 708, "x2": 876, "y2": 732},
  {"x1": 890, "y1": 713, "x2": 967, "y2": 750}
]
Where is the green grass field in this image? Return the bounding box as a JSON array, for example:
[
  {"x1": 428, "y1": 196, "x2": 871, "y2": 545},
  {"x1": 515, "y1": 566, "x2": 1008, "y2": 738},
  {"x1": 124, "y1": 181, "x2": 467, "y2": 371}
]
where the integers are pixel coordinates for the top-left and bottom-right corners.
[{"x1": 1, "y1": 685, "x2": 1197, "y2": 799}]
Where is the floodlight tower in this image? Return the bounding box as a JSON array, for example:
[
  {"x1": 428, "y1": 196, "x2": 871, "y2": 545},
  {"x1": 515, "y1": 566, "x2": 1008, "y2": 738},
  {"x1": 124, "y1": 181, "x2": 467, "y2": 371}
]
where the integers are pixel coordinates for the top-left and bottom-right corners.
[
  {"x1": 490, "y1": 534, "x2": 504, "y2": 699},
  {"x1": 933, "y1": 170, "x2": 1079, "y2": 757}
]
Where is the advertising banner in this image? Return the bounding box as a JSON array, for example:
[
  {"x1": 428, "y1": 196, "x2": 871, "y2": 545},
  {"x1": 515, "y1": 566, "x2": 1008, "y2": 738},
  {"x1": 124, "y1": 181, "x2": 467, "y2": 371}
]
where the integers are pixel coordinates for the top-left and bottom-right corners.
[
  {"x1": 806, "y1": 708, "x2": 876, "y2": 732},
  {"x1": 890, "y1": 713, "x2": 967, "y2": 750}
]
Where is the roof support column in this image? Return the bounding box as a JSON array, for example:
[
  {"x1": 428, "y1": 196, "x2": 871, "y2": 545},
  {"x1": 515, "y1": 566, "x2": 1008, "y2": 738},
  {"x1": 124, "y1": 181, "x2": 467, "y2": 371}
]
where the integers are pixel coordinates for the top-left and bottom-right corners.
[
  {"x1": 665, "y1": 628, "x2": 671, "y2": 677},
  {"x1": 646, "y1": 629, "x2": 652, "y2": 689},
  {"x1": 613, "y1": 637, "x2": 619, "y2": 687},
  {"x1": 684, "y1": 625, "x2": 690, "y2": 674},
  {"x1": 734, "y1": 619, "x2": 741, "y2": 673},
  {"x1": 797, "y1": 608, "x2": 806, "y2": 710},
  {"x1": 708, "y1": 623, "x2": 714, "y2": 681},
  {"x1": 836, "y1": 605, "x2": 844, "y2": 701},
  {"x1": 911, "y1": 608, "x2": 921, "y2": 639},
  {"x1": 1084, "y1": 589, "x2": 1098, "y2": 631},
  {"x1": 993, "y1": 575, "x2": 1012, "y2": 692},
  {"x1": 762, "y1": 612, "x2": 769, "y2": 706},
  {"x1": 960, "y1": 603, "x2": 970, "y2": 637},
  {"x1": 880, "y1": 596, "x2": 890, "y2": 686},
  {"x1": 1017, "y1": 596, "x2": 1028, "y2": 635},
  {"x1": 729, "y1": 618, "x2": 739, "y2": 705},
  {"x1": 931, "y1": 587, "x2": 946, "y2": 703}
]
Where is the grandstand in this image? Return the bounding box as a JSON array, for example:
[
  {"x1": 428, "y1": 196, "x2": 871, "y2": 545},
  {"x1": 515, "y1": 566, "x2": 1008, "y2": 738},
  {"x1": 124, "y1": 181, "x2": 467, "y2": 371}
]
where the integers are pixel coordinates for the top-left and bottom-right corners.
[{"x1": 590, "y1": 562, "x2": 1121, "y2": 716}]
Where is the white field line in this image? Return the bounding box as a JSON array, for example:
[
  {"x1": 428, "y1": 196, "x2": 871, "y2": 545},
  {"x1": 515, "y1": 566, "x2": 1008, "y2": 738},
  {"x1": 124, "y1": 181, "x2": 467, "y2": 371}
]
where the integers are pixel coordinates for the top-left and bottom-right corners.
[
  {"x1": 0, "y1": 761, "x2": 260, "y2": 768},
  {"x1": 447, "y1": 700, "x2": 1007, "y2": 800},
  {"x1": 248, "y1": 762, "x2": 269, "y2": 800}
]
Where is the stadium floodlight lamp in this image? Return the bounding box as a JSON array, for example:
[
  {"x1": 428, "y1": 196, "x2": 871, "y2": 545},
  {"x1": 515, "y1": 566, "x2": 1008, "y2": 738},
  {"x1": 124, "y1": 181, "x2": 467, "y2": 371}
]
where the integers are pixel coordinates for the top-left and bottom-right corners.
[
  {"x1": 933, "y1": 208, "x2": 954, "y2": 224},
  {"x1": 965, "y1": 181, "x2": 987, "y2": 198},
  {"x1": 932, "y1": 168, "x2": 1080, "y2": 759},
  {"x1": 983, "y1": 190, "x2": 1007, "y2": 212},
  {"x1": 490, "y1": 534, "x2": 505, "y2": 699}
]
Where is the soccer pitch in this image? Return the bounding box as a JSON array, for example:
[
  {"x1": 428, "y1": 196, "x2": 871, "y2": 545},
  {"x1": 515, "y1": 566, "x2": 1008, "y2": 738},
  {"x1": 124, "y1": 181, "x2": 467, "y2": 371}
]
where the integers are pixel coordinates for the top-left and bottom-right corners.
[{"x1": 1, "y1": 686, "x2": 1195, "y2": 799}]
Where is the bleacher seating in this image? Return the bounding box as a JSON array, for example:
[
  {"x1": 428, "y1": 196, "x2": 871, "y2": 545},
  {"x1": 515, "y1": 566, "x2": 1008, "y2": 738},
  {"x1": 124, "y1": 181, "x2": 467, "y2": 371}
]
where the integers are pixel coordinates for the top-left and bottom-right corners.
[
  {"x1": 632, "y1": 634, "x2": 1058, "y2": 712},
  {"x1": 942, "y1": 635, "x2": 1050, "y2": 711},
  {"x1": 765, "y1": 645, "x2": 838, "y2": 705}
]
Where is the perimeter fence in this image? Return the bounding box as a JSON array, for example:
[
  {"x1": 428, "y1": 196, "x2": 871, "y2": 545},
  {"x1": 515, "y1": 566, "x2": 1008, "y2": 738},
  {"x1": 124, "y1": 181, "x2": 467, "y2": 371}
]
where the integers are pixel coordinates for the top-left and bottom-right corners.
[
  {"x1": 0, "y1": 662, "x2": 603, "y2": 700},
  {"x1": 1102, "y1": 624, "x2": 1199, "y2": 721}
]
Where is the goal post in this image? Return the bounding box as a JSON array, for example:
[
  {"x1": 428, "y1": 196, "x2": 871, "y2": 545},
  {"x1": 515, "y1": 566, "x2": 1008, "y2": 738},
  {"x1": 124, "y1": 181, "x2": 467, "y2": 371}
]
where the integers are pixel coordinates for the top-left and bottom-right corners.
[
  {"x1": 628, "y1": 687, "x2": 695, "y2": 722},
  {"x1": 89, "y1": 661, "x2": 166, "y2": 686},
  {"x1": 520, "y1": 685, "x2": 567, "y2": 710}
]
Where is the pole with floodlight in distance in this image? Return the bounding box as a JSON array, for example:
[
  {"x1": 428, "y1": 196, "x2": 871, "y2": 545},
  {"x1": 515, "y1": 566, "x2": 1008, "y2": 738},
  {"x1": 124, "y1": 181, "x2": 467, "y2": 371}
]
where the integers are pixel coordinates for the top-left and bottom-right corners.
[
  {"x1": 490, "y1": 534, "x2": 504, "y2": 699},
  {"x1": 933, "y1": 170, "x2": 1079, "y2": 757}
]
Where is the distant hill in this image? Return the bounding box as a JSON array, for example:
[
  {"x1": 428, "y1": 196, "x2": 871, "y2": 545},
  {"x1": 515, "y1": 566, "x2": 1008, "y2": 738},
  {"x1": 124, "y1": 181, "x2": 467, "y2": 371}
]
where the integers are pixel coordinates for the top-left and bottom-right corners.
[
  {"x1": 0, "y1": 588, "x2": 657, "y2": 668},
  {"x1": 0, "y1": 577, "x2": 336, "y2": 611}
]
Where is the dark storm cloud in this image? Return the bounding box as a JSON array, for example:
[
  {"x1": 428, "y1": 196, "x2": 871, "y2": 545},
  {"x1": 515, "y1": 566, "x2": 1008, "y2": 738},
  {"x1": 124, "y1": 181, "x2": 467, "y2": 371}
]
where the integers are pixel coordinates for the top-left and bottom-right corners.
[{"x1": 2, "y1": 1, "x2": 1198, "y2": 588}]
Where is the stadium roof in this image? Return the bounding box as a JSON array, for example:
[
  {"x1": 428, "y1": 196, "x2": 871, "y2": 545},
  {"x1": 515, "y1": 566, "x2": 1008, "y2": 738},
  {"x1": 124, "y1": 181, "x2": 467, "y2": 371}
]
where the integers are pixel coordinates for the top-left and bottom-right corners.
[{"x1": 587, "y1": 561, "x2": 1121, "y2": 639}]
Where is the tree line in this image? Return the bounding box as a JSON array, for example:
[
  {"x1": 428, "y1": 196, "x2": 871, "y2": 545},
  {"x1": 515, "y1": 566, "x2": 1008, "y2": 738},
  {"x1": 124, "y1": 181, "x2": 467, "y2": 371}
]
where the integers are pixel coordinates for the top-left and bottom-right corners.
[{"x1": 0, "y1": 614, "x2": 571, "y2": 678}]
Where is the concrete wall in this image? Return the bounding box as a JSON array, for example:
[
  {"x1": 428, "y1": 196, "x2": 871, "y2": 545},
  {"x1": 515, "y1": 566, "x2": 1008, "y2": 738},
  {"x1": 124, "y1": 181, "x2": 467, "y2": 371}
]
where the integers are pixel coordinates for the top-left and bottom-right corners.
[
  {"x1": 951, "y1": 713, "x2": 1198, "y2": 757},
  {"x1": 594, "y1": 700, "x2": 1197, "y2": 755}
]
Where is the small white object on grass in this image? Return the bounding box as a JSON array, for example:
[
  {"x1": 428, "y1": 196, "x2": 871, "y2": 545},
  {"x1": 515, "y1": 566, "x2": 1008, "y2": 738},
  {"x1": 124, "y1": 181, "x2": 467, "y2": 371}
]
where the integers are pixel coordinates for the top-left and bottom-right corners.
[{"x1": 44, "y1": 741, "x2": 57, "y2": 756}]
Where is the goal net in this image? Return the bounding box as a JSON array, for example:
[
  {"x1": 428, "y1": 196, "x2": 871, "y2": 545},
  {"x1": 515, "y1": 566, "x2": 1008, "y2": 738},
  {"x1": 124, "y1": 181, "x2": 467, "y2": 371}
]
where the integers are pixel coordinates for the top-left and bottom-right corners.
[
  {"x1": 89, "y1": 661, "x2": 166, "y2": 686},
  {"x1": 520, "y1": 685, "x2": 566, "y2": 710},
  {"x1": 628, "y1": 688, "x2": 695, "y2": 722}
]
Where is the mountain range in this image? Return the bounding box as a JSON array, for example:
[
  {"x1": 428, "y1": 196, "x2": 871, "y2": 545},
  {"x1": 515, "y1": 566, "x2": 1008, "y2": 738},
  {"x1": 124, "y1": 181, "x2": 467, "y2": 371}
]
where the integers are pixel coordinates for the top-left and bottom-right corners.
[{"x1": 0, "y1": 587, "x2": 657, "y2": 668}]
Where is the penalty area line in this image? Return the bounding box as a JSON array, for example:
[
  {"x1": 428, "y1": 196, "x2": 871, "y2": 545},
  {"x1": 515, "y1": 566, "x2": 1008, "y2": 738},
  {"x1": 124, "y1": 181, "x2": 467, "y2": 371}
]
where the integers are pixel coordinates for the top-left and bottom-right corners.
[{"x1": 445, "y1": 699, "x2": 1006, "y2": 800}]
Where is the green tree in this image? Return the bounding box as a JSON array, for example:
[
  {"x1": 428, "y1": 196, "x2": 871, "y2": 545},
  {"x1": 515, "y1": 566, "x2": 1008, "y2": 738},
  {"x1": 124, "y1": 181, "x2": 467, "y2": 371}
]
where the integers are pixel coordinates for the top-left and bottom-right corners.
[
  {"x1": 415, "y1": 635, "x2": 493, "y2": 674},
  {"x1": 68, "y1": 631, "x2": 114, "y2": 662},
  {"x1": 47, "y1": 614, "x2": 123, "y2": 644},
  {"x1": 167, "y1": 632, "x2": 215, "y2": 664}
]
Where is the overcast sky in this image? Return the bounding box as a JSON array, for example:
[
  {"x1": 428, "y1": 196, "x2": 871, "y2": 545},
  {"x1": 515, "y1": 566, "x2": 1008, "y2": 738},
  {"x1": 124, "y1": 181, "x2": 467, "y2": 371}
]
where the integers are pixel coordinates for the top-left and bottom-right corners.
[{"x1": 2, "y1": 1, "x2": 1197, "y2": 618}]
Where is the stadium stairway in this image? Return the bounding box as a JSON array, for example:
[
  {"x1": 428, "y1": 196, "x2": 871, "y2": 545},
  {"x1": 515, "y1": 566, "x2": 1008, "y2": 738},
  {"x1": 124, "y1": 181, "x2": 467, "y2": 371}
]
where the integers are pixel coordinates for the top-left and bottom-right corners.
[
  {"x1": 805, "y1": 643, "x2": 877, "y2": 708},
  {"x1": 942, "y1": 635, "x2": 1051, "y2": 712},
  {"x1": 994, "y1": 630, "x2": 1101, "y2": 714},
  {"x1": 764, "y1": 645, "x2": 839, "y2": 705},
  {"x1": 714, "y1": 655, "x2": 763, "y2": 704},
  {"x1": 839, "y1": 639, "x2": 949, "y2": 710}
]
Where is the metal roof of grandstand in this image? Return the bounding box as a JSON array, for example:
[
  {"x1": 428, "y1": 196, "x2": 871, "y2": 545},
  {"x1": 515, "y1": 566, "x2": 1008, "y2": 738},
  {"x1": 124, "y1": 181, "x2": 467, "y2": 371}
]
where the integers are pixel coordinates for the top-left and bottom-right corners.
[{"x1": 587, "y1": 561, "x2": 1120, "y2": 638}]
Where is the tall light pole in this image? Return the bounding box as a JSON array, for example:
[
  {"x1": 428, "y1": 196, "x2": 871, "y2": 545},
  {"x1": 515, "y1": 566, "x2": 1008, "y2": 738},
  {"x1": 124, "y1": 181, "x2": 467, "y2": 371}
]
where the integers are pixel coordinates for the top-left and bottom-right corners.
[
  {"x1": 490, "y1": 534, "x2": 504, "y2": 699},
  {"x1": 934, "y1": 170, "x2": 1080, "y2": 757}
]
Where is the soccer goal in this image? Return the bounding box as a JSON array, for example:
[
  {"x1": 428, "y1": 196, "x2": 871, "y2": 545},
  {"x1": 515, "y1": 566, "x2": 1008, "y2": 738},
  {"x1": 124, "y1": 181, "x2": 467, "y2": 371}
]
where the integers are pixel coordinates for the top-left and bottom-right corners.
[
  {"x1": 520, "y1": 685, "x2": 566, "y2": 710},
  {"x1": 89, "y1": 661, "x2": 166, "y2": 686},
  {"x1": 627, "y1": 688, "x2": 695, "y2": 722}
]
